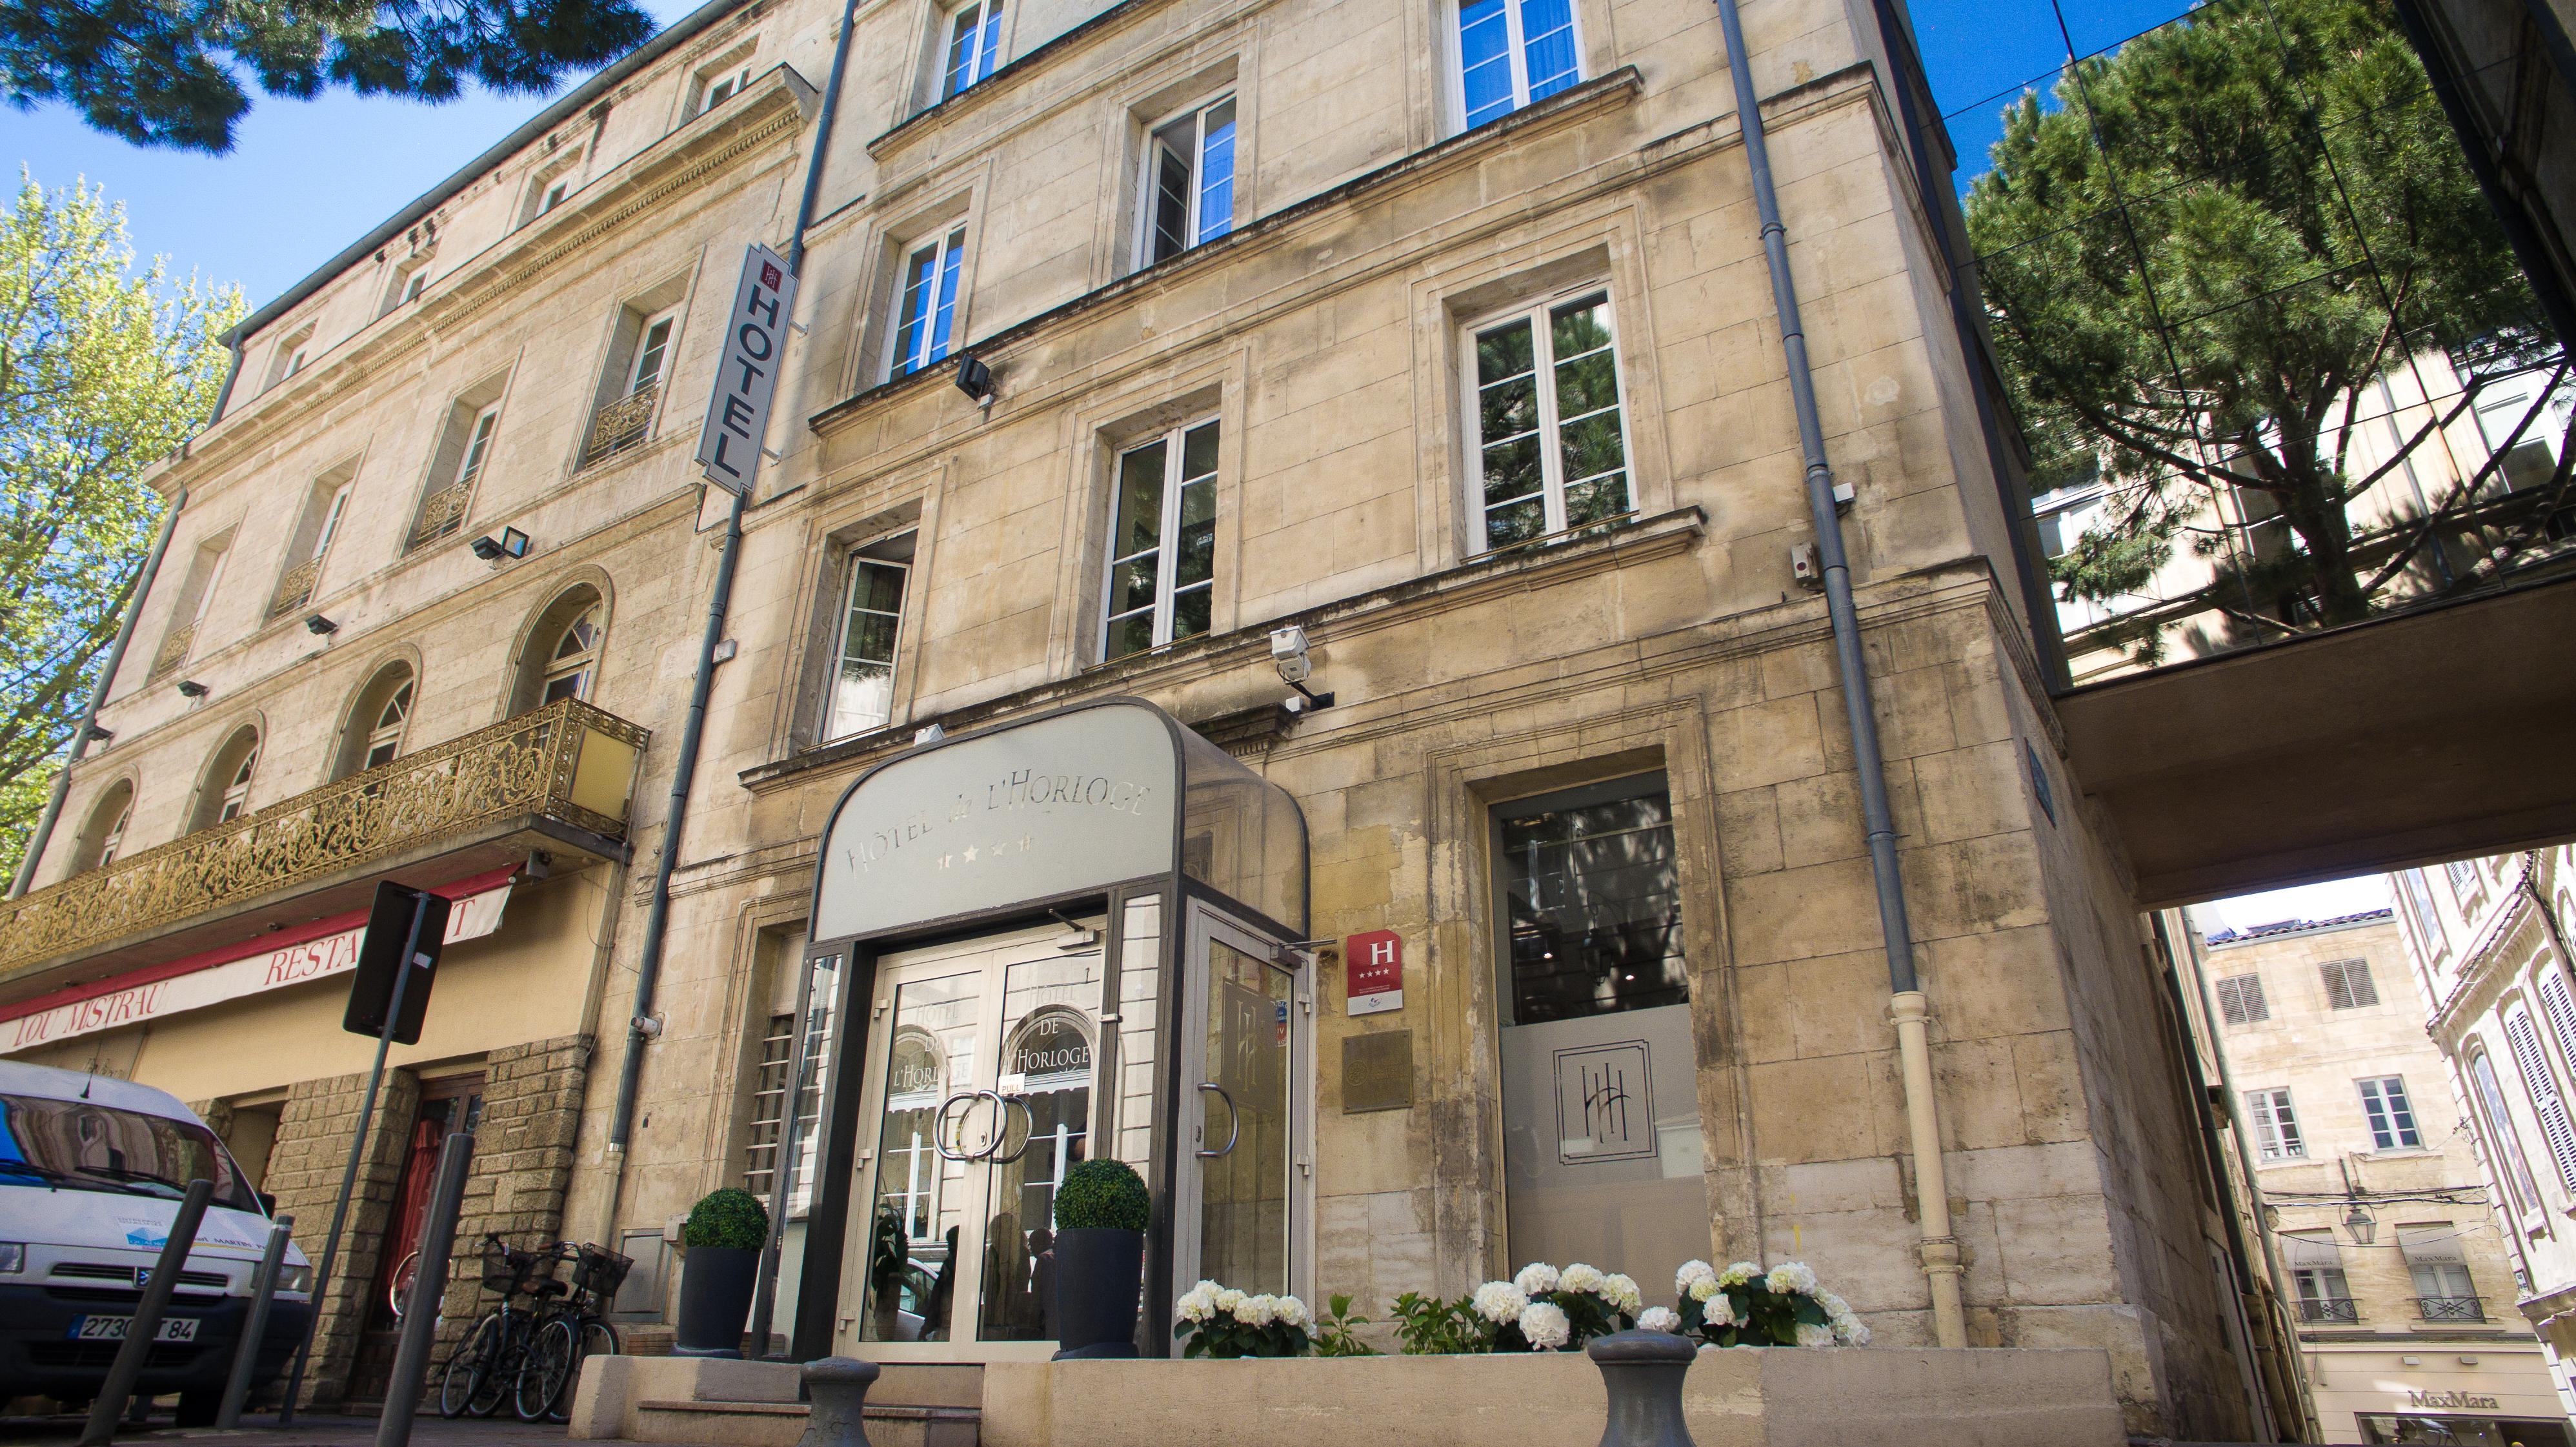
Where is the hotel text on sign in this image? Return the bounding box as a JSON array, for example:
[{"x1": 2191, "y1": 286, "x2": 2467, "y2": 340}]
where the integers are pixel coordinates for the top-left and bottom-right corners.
[{"x1": 696, "y1": 243, "x2": 799, "y2": 496}]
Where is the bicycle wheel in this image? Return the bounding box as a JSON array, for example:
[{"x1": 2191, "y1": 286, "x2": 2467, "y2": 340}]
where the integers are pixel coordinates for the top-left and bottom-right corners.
[
  {"x1": 467, "y1": 1314, "x2": 519, "y2": 1418},
  {"x1": 438, "y1": 1313, "x2": 501, "y2": 1419},
  {"x1": 546, "y1": 1317, "x2": 621, "y2": 1423},
  {"x1": 388, "y1": 1251, "x2": 420, "y2": 1321},
  {"x1": 516, "y1": 1318, "x2": 574, "y2": 1422}
]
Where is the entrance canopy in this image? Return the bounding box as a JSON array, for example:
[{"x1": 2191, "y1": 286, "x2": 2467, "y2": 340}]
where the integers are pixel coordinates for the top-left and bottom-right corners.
[{"x1": 813, "y1": 698, "x2": 1306, "y2": 941}]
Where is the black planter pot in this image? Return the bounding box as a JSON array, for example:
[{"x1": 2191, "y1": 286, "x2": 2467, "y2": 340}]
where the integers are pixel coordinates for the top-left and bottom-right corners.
[
  {"x1": 1048, "y1": 1228, "x2": 1143, "y2": 1359},
  {"x1": 674, "y1": 1246, "x2": 761, "y2": 1357}
]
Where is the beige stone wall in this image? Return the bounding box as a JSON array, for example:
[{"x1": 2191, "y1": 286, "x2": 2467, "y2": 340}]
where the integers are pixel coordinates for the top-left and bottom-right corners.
[{"x1": 259, "y1": 1065, "x2": 422, "y2": 1404}]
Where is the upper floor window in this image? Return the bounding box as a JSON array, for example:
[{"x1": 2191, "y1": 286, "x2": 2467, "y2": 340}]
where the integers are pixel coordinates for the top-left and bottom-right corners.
[
  {"x1": 2445, "y1": 858, "x2": 2482, "y2": 903},
  {"x1": 412, "y1": 398, "x2": 501, "y2": 549},
  {"x1": 545, "y1": 605, "x2": 605, "y2": 705},
  {"x1": 364, "y1": 683, "x2": 414, "y2": 771},
  {"x1": 1103, "y1": 419, "x2": 1218, "y2": 660},
  {"x1": 2246, "y1": 1087, "x2": 2304, "y2": 1160},
  {"x1": 941, "y1": 0, "x2": 1005, "y2": 100},
  {"x1": 512, "y1": 585, "x2": 608, "y2": 714},
  {"x1": 630, "y1": 311, "x2": 678, "y2": 396},
  {"x1": 273, "y1": 474, "x2": 354, "y2": 618},
  {"x1": 74, "y1": 780, "x2": 134, "y2": 874},
  {"x1": 2400, "y1": 869, "x2": 2444, "y2": 950},
  {"x1": 154, "y1": 536, "x2": 231, "y2": 677},
  {"x1": 2358, "y1": 1075, "x2": 2422, "y2": 1149},
  {"x1": 2469, "y1": 1046, "x2": 2544, "y2": 1214},
  {"x1": 694, "y1": 54, "x2": 756, "y2": 115},
  {"x1": 381, "y1": 256, "x2": 432, "y2": 316},
  {"x1": 2214, "y1": 973, "x2": 2268, "y2": 1025},
  {"x1": 2281, "y1": 1234, "x2": 2353, "y2": 1322},
  {"x1": 1138, "y1": 96, "x2": 1236, "y2": 268},
  {"x1": 2500, "y1": 1002, "x2": 2576, "y2": 1193},
  {"x1": 1469, "y1": 292, "x2": 1631, "y2": 550},
  {"x1": 191, "y1": 725, "x2": 261, "y2": 831},
  {"x1": 2399, "y1": 1227, "x2": 2479, "y2": 1316},
  {"x1": 262, "y1": 326, "x2": 314, "y2": 392},
  {"x1": 826, "y1": 535, "x2": 914, "y2": 741},
  {"x1": 538, "y1": 177, "x2": 571, "y2": 216},
  {"x1": 889, "y1": 228, "x2": 967, "y2": 381},
  {"x1": 334, "y1": 664, "x2": 418, "y2": 780},
  {"x1": 1456, "y1": 0, "x2": 1579, "y2": 130},
  {"x1": 2319, "y1": 958, "x2": 2378, "y2": 1010}
]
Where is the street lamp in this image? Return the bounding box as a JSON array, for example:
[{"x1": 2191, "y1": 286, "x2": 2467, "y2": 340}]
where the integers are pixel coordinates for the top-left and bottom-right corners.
[{"x1": 2344, "y1": 1202, "x2": 2377, "y2": 1246}]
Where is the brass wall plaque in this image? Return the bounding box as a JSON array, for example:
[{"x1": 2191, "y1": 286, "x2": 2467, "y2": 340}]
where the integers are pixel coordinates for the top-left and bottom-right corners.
[{"x1": 1342, "y1": 1029, "x2": 1414, "y2": 1113}]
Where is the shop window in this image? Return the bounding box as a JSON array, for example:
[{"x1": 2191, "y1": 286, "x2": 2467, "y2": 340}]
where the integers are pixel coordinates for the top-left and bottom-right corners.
[
  {"x1": 2319, "y1": 958, "x2": 2377, "y2": 1010},
  {"x1": 2399, "y1": 1226, "x2": 2480, "y2": 1320},
  {"x1": 2215, "y1": 973, "x2": 2269, "y2": 1025},
  {"x1": 1101, "y1": 419, "x2": 1217, "y2": 661},
  {"x1": 191, "y1": 725, "x2": 261, "y2": 832},
  {"x1": 1453, "y1": 0, "x2": 1580, "y2": 130},
  {"x1": 2502, "y1": 1002, "x2": 2576, "y2": 1193},
  {"x1": 1491, "y1": 774, "x2": 1687, "y2": 1026},
  {"x1": 2468, "y1": 1046, "x2": 2544, "y2": 1214},
  {"x1": 2282, "y1": 1233, "x2": 2355, "y2": 1321},
  {"x1": 824, "y1": 533, "x2": 914, "y2": 740},
  {"x1": 1467, "y1": 290, "x2": 1631, "y2": 551},
  {"x1": 72, "y1": 780, "x2": 134, "y2": 873},
  {"x1": 1136, "y1": 94, "x2": 1236, "y2": 269},
  {"x1": 2246, "y1": 1087, "x2": 2304, "y2": 1160},
  {"x1": 2358, "y1": 1075, "x2": 2422, "y2": 1149},
  {"x1": 938, "y1": 0, "x2": 1005, "y2": 101},
  {"x1": 887, "y1": 227, "x2": 967, "y2": 381}
]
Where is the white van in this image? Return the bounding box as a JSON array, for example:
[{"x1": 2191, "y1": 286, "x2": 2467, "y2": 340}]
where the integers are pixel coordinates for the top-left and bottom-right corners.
[{"x1": 0, "y1": 1060, "x2": 313, "y2": 1423}]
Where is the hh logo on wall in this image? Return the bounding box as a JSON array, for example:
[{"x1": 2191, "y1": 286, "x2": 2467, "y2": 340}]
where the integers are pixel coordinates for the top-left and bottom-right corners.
[{"x1": 1554, "y1": 1040, "x2": 1655, "y2": 1164}]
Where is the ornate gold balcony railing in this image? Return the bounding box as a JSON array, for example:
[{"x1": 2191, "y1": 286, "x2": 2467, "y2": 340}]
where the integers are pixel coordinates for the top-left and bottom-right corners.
[
  {"x1": 150, "y1": 622, "x2": 196, "y2": 678},
  {"x1": 583, "y1": 385, "x2": 659, "y2": 466},
  {"x1": 269, "y1": 559, "x2": 321, "y2": 620},
  {"x1": 0, "y1": 698, "x2": 649, "y2": 982},
  {"x1": 409, "y1": 481, "x2": 476, "y2": 550}
]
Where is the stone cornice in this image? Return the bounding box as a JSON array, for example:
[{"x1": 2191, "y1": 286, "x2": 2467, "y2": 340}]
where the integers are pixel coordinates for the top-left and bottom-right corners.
[{"x1": 2427, "y1": 854, "x2": 2550, "y2": 1044}]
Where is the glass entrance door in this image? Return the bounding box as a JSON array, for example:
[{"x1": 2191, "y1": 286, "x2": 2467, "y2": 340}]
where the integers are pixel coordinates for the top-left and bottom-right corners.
[
  {"x1": 1176, "y1": 904, "x2": 1308, "y2": 1301},
  {"x1": 845, "y1": 922, "x2": 1104, "y2": 1360}
]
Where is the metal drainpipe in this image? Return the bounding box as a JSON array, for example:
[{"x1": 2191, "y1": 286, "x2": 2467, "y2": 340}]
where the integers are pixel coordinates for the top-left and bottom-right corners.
[
  {"x1": 10, "y1": 487, "x2": 187, "y2": 898},
  {"x1": 1709, "y1": 0, "x2": 1966, "y2": 1346},
  {"x1": 599, "y1": 0, "x2": 865, "y2": 1204}
]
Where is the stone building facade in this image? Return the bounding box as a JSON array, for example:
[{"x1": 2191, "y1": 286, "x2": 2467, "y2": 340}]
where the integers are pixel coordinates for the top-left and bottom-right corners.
[
  {"x1": 2180, "y1": 907, "x2": 2564, "y2": 1444},
  {"x1": 4, "y1": 0, "x2": 2265, "y2": 1433}
]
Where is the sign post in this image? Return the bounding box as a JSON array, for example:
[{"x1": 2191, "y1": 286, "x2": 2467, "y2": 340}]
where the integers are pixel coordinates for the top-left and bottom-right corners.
[
  {"x1": 695, "y1": 244, "x2": 800, "y2": 496},
  {"x1": 278, "y1": 882, "x2": 448, "y2": 1422}
]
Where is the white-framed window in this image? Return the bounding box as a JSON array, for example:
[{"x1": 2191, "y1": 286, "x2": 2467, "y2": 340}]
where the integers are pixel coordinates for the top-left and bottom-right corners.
[
  {"x1": 2359, "y1": 1075, "x2": 2422, "y2": 1149},
  {"x1": 217, "y1": 744, "x2": 258, "y2": 823},
  {"x1": 311, "y1": 481, "x2": 354, "y2": 563},
  {"x1": 457, "y1": 407, "x2": 499, "y2": 487},
  {"x1": 2215, "y1": 973, "x2": 2268, "y2": 1025},
  {"x1": 2319, "y1": 958, "x2": 2378, "y2": 1010},
  {"x1": 825, "y1": 536, "x2": 913, "y2": 741},
  {"x1": 1467, "y1": 290, "x2": 1633, "y2": 551},
  {"x1": 2469, "y1": 1046, "x2": 2545, "y2": 1215},
  {"x1": 2400, "y1": 1227, "x2": 2479, "y2": 1314},
  {"x1": 887, "y1": 227, "x2": 967, "y2": 381},
  {"x1": 629, "y1": 310, "x2": 679, "y2": 396},
  {"x1": 539, "y1": 177, "x2": 570, "y2": 215},
  {"x1": 403, "y1": 270, "x2": 428, "y2": 303},
  {"x1": 2247, "y1": 1087, "x2": 2304, "y2": 1160},
  {"x1": 363, "y1": 682, "x2": 414, "y2": 771},
  {"x1": 1137, "y1": 95, "x2": 1237, "y2": 269},
  {"x1": 96, "y1": 805, "x2": 130, "y2": 869},
  {"x1": 1454, "y1": 0, "x2": 1580, "y2": 130},
  {"x1": 2502, "y1": 1002, "x2": 2576, "y2": 1193},
  {"x1": 1102, "y1": 418, "x2": 1219, "y2": 660},
  {"x1": 263, "y1": 327, "x2": 314, "y2": 390},
  {"x1": 940, "y1": 0, "x2": 1005, "y2": 100},
  {"x1": 2400, "y1": 869, "x2": 2446, "y2": 950},
  {"x1": 2282, "y1": 1233, "x2": 2355, "y2": 1322},
  {"x1": 543, "y1": 605, "x2": 605, "y2": 705},
  {"x1": 698, "y1": 59, "x2": 755, "y2": 112}
]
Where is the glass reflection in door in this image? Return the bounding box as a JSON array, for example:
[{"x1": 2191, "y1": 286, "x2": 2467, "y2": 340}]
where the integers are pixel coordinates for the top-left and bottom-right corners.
[
  {"x1": 979, "y1": 955, "x2": 1099, "y2": 1341},
  {"x1": 1196, "y1": 937, "x2": 1293, "y2": 1295},
  {"x1": 859, "y1": 972, "x2": 976, "y2": 1342}
]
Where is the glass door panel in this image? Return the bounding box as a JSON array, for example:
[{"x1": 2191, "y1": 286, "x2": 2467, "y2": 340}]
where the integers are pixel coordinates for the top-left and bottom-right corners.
[
  {"x1": 858, "y1": 969, "x2": 980, "y2": 1342},
  {"x1": 978, "y1": 951, "x2": 1102, "y2": 1341},
  {"x1": 1178, "y1": 906, "x2": 1305, "y2": 1304}
]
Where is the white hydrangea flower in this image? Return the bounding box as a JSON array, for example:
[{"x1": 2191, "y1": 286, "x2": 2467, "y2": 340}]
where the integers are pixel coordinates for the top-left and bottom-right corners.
[
  {"x1": 1242, "y1": 1293, "x2": 1280, "y2": 1326},
  {"x1": 1638, "y1": 1306, "x2": 1682, "y2": 1334},
  {"x1": 1514, "y1": 1262, "x2": 1560, "y2": 1295},
  {"x1": 1560, "y1": 1262, "x2": 1606, "y2": 1295},
  {"x1": 1473, "y1": 1280, "x2": 1530, "y2": 1324},
  {"x1": 1716, "y1": 1261, "x2": 1762, "y2": 1288},
  {"x1": 1520, "y1": 1301, "x2": 1571, "y2": 1350},
  {"x1": 1765, "y1": 1261, "x2": 1818, "y2": 1297},
  {"x1": 1793, "y1": 1322, "x2": 1834, "y2": 1348},
  {"x1": 1276, "y1": 1295, "x2": 1311, "y2": 1329},
  {"x1": 1676, "y1": 1259, "x2": 1716, "y2": 1293},
  {"x1": 1602, "y1": 1273, "x2": 1642, "y2": 1313},
  {"x1": 1701, "y1": 1290, "x2": 1736, "y2": 1328},
  {"x1": 1830, "y1": 1311, "x2": 1870, "y2": 1347},
  {"x1": 1176, "y1": 1284, "x2": 1216, "y2": 1323},
  {"x1": 1686, "y1": 1277, "x2": 1720, "y2": 1303},
  {"x1": 1214, "y1": 1287, "x2": 1247, "y2": 1316},
  {"x1": 1813, "y1": 1290, "x2": 1849, "y2": 1319}
]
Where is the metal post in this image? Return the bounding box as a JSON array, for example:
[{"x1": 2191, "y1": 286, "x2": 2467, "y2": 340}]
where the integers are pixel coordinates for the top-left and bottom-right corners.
[
  {"x1": 214, "y1": 1215, "x2": 295, "y2": 1429},
  {"x1": 78, "y1": 1178, "x2": 214, "y2": 1446},
  {"x1": 376, "y1": 1131, "x2": 474, "y2": 1447},
  {"x1": 750, "y1": 951, "x2": 828, "y2": 1357},
  {"x1": 281, "y1": 891, "x2": 433, "y2": 1421}
]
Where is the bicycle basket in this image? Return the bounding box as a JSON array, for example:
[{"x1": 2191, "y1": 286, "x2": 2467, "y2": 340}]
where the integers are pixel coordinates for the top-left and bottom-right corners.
[
  {"x1": 480, "y1": 1238, "x2": 543, "y2": 1293},
  {"x1": 572, "y1": 1244, "x2": 633, "y2": 1299}
]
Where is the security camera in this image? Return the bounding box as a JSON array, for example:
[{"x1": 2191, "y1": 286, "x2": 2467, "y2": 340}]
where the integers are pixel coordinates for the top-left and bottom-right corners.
[{"x1": 1269, "y1": 627, "x2": 1313, "y2": 685}]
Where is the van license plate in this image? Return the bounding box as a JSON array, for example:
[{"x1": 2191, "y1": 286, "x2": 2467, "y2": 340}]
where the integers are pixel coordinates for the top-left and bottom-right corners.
[{"x1": 68, "y1": 1317, "x2": 198, "y2": 1342}]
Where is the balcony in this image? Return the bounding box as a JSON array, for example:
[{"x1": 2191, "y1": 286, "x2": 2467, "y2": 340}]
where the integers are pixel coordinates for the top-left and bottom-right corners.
[
  {"x1": 269, "y1": 558, "x2": 321, "y2": 620},
  {"x1": 2417, "y1": 1295, "x2": 2486, "y2": 1321},
  {"x1": 0, "y1": 698, "x2": 647, "y2": 995},
  {"x1": 583, "y1": 384, "x2": 659, "y2": 466},
  {"x1": 409, "y1": 480, "x2": 474, "y2": 551},
  {"x1": 149, "y1": 622, "x2": 194, "y2": 679},
  {"x1": 2298, "y1": 1298, "x2": 2362, "y2": 1323}
]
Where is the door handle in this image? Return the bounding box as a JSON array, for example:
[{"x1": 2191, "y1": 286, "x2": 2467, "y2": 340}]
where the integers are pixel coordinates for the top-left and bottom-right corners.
[
  {"x1": 1196, "y1": 1082, "x2": 1240, "y2": 1159},
  {"x1": 931, "y1": 1090, "x2": 993, "y2": 1161},
  {"x1": 989, "y1": 1095, "x2": 1036, "y2": 1164}
]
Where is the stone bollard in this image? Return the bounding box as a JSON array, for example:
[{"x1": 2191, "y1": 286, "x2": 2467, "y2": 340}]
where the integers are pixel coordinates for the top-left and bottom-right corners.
[
  {"x1": 1587, "y1": 1330, "x2": 1699, "y2": 1447},
  {"x1": 796, "y1": 1358, "x2": 883, "y2": 1447}
]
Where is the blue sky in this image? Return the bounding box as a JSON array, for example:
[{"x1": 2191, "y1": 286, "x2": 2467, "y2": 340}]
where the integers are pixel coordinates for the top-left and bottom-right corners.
[{"x1": 9, "y1": 0, "x2": 2207, "y2": 310}]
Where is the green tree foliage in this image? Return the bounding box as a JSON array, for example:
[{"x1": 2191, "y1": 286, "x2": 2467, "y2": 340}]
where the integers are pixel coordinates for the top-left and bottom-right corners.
[
  {"x1": 1964, "y1": 0, "x2": 2557, "y2": 661},
  {"x1": 0, "y1": 175, "x2": 239, "y2": 887},
  {"x1": 1, "y1": 0, "x2": 653, "y2": 152}
]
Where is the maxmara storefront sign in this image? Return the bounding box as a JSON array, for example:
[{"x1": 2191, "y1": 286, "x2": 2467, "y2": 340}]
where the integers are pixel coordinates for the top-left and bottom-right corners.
[
  {"x1": 0, "y1": 873, "x2": 514, "y2": 1053},
  {"x1": 814, "y1": 705, "x2": 1180, "y2": 940},
  {"x1": 2406, "y1": 1390, "x2": 2502, "y2": 1410}
]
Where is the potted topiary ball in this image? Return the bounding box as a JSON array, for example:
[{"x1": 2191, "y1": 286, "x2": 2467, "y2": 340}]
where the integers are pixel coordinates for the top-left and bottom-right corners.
[
  {"x1": 1049, "y1": 1158, "x2": 1150, "y2": 1359},
  {"x1": 674, "y1": 1187, "x2": 769, "y2": 1357}
]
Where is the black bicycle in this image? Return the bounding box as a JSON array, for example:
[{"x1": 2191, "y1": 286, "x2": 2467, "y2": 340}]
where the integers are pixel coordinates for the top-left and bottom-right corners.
[
  {"x1": 512, "y1": 1240, "x2": 629, "y2": 1422},
  {"x1": 437, "y1": 1236, "x2": 554, "y2": 1419}
]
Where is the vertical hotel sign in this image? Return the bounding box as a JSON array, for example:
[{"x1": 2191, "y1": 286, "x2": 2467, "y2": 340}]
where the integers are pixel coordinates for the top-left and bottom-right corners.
[{"x1": 696, "y1": 243, "x2": 799, "y2": 495}]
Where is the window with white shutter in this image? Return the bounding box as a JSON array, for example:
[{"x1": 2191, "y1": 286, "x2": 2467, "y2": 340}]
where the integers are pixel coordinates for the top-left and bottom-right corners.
[
  {"x1": 2535, "y1": 969, "x2": 2576, "y2": 1081},
  {"x1": 2502, "y1": 1003, "x2": 2576, "y2": 1194},
  {"x1": 2248, "y1": 1088, "x2": 2305, "y2": 1160},
  {"x1": 2216, "y1": 974, "x2": 2269, "y2": 1025},
  {"x1": 2469, "y1": 1047, "x2": 2544, "y2": 1215},
  {"x1": 2320, "y1": 958, "x2": 2379, "y2": 1009}
]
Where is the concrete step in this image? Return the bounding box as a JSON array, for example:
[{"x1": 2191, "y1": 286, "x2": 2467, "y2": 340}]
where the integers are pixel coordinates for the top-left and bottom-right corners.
[{"x1": 632, "y1": 1398, "x2": 978, "y2": 1447}]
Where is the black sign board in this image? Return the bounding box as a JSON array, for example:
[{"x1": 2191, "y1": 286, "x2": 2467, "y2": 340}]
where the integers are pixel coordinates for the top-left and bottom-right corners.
[{"x1": 342, "y1": 882, "x2": 449, "y2": 1044}]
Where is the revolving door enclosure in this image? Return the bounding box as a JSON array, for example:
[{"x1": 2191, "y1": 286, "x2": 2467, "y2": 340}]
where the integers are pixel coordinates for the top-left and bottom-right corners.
[{"x1": 790, "y1": 700, "x2": 1309, "y2": 1361}]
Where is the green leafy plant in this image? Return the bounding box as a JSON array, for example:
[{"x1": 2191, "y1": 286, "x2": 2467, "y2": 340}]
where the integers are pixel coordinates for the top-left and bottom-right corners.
[
  {"x1": 1053, "y1": 1158, "x2": 1150, "y2": 1231},
  {"x1": 682, "y1": 1187, "x2": 769, "y2": 1251},
  {"x1": 1311, "y1": 1293, "x2": 1378, "y2": 1357},
  {"x1": 1389, "y1": 1291, "x2": 1485, "y2": 1355}
]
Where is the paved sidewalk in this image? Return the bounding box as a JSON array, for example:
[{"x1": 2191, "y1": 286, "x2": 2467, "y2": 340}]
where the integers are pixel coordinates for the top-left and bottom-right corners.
[{"x1": 0, "y1": 1413, "x2": 589, "y2": 1447}]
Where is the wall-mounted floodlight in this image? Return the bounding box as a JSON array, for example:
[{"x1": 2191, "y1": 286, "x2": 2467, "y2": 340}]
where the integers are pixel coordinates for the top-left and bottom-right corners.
[
  {"x1": 954, "y1": 356, "x2": 996, "y2": 409},
  {"x1": 470, "y1": 525, "x2": 531, "y2": 562},
  {"x1": 1269, "y1": 627, "x2": 1335, "y2": 714},
  {"x1": 303, "y1": 614, "x2": 339, "y2": 636},
  {"x1": 176, "y1": 680, "x2": 209, "y2": 699},
  {"x1": 85, "y1": 724, "x2": 114, "y2": 744}
]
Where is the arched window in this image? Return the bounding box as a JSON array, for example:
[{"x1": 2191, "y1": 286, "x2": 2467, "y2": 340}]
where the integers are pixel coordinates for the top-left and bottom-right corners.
[
  {"x1": 511, "y1": 586, "x2": 609, "y2": 714},
  {"x1": 543, "y1": 607, "x2": 603, "y2": 704},
  {"x1": 334, "y1": 664, "x2": 418, "y2": 781},
  {"x1": 192, "y1": 726, "x2": 261, "y2": 831},
  {"x1": 72, "y1": 780, "x2": 136, "y2": 873}
]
